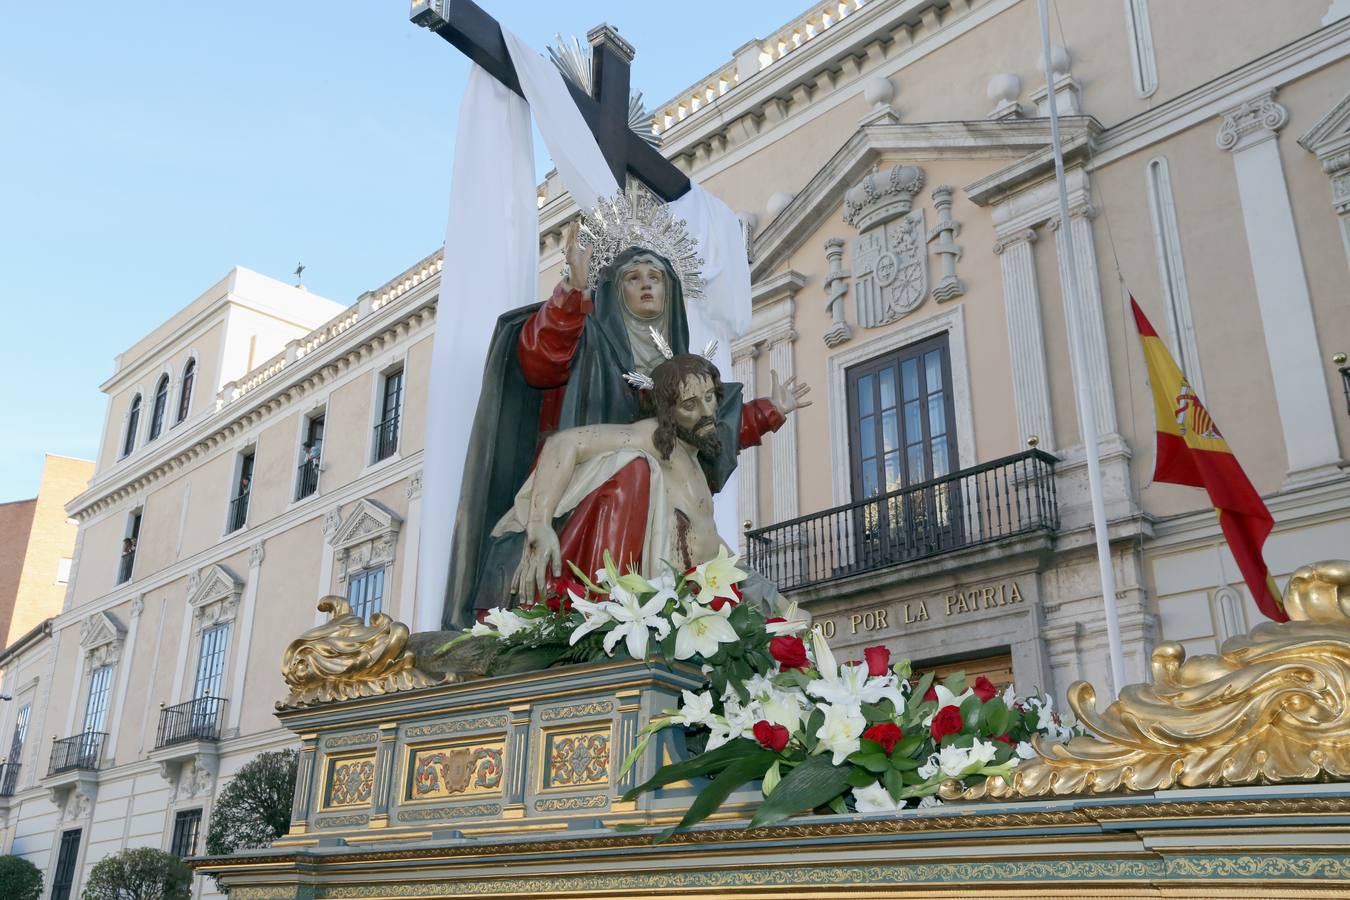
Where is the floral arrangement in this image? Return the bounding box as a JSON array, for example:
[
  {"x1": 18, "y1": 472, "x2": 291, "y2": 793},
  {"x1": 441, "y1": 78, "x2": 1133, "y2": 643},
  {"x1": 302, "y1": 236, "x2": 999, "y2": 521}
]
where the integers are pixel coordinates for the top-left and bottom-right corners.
[{"x1": 463, "y1": 549, "x2": 1074, "y2": 839}]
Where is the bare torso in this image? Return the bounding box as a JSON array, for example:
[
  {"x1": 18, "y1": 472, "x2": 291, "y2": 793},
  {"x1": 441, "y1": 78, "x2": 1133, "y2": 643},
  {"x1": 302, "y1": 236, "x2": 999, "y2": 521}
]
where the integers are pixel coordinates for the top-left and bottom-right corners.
[{"x1": 630, "y1": 420, "x2": 722, "y2": 566}]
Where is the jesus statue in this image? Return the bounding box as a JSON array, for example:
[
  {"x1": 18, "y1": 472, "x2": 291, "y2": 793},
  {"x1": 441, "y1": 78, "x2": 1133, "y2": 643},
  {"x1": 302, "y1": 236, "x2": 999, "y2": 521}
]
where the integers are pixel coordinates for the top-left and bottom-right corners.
[{"x1": 493, "y1": 351, "x2": 810, "y2": 600}]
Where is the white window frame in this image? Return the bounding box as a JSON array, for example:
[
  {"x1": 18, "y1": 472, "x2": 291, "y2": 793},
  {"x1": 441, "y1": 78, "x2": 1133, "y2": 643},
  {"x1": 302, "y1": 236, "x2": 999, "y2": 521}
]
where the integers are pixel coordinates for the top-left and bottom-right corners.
[
  {"x1": 1123, "y1": 0, "x2": 1158, "y2": 98},
  {"x1": 368, "y1": 360, "x2": 406, "y2": 467},
  {"x1": 346, "y1": 566, "x2": 387, "y2": 620},
  {"x1": 1145, "y1": 155, "x2": 1204, "y2": 397}
]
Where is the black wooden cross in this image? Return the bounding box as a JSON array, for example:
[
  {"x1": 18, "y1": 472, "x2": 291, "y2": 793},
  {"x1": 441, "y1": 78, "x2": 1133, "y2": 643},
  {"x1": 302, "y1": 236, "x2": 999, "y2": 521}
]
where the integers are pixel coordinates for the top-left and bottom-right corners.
[{"x1": 411, "y1": 0, "x2": 690, "y2": 202}]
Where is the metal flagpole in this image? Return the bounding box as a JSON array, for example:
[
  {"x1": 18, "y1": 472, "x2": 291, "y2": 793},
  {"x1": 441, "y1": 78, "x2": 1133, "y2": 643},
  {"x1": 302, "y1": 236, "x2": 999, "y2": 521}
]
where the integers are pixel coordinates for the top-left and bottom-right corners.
[{"x1": 1036, "y1": 0, "x2": 1127, "y2": 694}]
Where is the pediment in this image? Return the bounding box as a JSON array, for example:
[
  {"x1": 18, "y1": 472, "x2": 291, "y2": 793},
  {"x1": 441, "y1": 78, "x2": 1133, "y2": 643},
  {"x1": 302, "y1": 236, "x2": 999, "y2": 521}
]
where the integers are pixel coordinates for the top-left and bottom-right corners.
[
  {"x1": 188, "y1": 564, "x2": 244, "y2": 609},
  {"x1": 329, "y1": 499, "x2": 402, "y2": 551},
  {"x1": 750, "y1": 117, "x2": 1098, "y2": 282},
  {"x1": 79, "y1": 611, "x2": 125, "y2": 651},
  {"x1": 1298, "y1": 90, "x2": 1350, "y2": 157}
]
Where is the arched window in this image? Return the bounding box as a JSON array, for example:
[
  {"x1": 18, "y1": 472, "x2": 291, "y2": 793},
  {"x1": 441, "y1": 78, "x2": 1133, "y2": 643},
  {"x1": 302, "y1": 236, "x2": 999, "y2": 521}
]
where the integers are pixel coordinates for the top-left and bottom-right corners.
[
  {"x1": 176, "y1": 358, "x2": 196, "y2": 424},
  {"x1": 149, "y1": 374, "x2": 170, "y2": 441},
  {"x1": 122, "y1": 395, "x2": 142, "y2": 458}
]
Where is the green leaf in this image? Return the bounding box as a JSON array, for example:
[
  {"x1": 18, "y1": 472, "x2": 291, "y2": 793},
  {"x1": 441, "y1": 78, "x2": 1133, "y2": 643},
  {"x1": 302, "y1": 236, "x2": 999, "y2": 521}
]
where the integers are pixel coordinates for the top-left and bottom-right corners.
[
  {"x1": 748, "y1": 754, "x2": 852, "y2": 828},
  {"x1": 883, "y1": 767, "x2": 904, "y2": 802},
  {"x1": 762, "y1": 761, "x2": 781, "y2": 796},
  {"x1": 654, "y1": 749, "x2": 777, "y2": 842},
  {"x1": 846, "y1": 768, "x2": 877, "y2": 788},
  {"x1": 623, "y1": 738, "x2": 760, "y2": 801},
  {"x1": 827, "y1": 794, "x2": 848, "y2": 815},
  {"x1": 982, "y1": 698, "x2": 1011, "y2": 736},
  {"x1": 861, "y1": 703, "x2": 893, "y2": 724},
  {"x1": 894, "y1": 733, "x2": 924, "y2": 758},
  {"x1": 889, "y1": 756, "x2": 920, "y2": 771},
  {"x1": 850, "y1": 751, "x2": 890, "y2": 774},
  {"x1": 942, "y1": 671, "x2": 968, "y2": 693},
  {"x1": 912, "y1": 672, "x2": 935, "y2": 703},
  {"x1": 801, "y1": 708, "x2": 825, "y2": 752}
]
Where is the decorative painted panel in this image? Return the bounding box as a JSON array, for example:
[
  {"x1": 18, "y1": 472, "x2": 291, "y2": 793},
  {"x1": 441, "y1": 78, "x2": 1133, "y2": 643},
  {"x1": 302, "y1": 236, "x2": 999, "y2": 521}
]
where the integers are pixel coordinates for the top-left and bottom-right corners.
[
  {"x1": 405, "y1": 740, "x2": 505, "y2": 802},
  {"x1": 542, "y1": 727, "x2": 612, "y2": 791},
  {"x1": 322, "y1": 754, "x2": 377, "y2": 810}
]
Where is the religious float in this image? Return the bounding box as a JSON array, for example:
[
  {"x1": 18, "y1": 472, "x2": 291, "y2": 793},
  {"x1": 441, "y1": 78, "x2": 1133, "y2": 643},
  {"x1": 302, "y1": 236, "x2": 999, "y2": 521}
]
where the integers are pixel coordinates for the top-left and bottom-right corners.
[{"x1": 195, "y1": 2, "x2": 1350, "y2": 896}]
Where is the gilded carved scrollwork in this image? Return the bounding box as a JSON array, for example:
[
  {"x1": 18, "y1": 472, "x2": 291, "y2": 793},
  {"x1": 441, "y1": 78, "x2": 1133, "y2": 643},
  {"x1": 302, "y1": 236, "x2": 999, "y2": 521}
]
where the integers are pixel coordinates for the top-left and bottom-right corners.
[
  {"x1": 278, "y1": 597, "x2": 443, "y2": 708},
  {"x1": 944, "y1": 560, "x2": 1350, "y2": 799}
]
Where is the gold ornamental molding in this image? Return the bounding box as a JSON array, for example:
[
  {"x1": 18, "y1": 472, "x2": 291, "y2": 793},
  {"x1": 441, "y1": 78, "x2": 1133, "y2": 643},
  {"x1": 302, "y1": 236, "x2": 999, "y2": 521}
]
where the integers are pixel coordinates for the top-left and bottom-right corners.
[
  {"x1": 946, "y1": 560, "x2": 1350, "y2": 800},
  {"x1": 279, "y1": 597, "x2": 442, "y2": 708}
]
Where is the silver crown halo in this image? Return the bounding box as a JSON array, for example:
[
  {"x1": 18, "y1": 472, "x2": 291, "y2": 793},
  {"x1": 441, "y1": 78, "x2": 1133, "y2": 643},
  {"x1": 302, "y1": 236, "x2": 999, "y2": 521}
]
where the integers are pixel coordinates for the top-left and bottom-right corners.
[
  {"x1": 578, "y1": 182, "x2": 706, "y2": 303},
  {"x1": 622, "y1": 333, "x2": 720, "y2": 392}
]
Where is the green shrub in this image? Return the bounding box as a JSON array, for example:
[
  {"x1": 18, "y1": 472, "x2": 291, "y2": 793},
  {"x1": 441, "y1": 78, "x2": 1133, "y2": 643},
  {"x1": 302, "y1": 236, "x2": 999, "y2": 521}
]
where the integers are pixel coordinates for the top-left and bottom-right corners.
[
  {"x1": 0, "y1": 855, "x2": 43, "y2": 900},
  {"x1": 83, "y1": 847, "x2": 190, "y2": 900},
  {"x1": 204, "y1": 748, "x2": 298, "y2": 858}
]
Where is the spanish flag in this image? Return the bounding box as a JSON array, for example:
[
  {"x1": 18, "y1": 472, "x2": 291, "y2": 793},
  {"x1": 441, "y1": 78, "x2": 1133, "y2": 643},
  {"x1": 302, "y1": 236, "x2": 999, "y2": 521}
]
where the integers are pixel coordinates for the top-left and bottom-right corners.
[{"x1": 1131, "y1": 298, "x2": 1285, "y2": 621}]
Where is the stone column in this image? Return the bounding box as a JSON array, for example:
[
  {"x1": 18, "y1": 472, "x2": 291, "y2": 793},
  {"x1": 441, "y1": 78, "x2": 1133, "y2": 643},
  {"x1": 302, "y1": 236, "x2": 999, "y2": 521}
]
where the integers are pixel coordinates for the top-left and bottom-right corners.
[
  {"x1": 1050, "y1": 204, "x2": 1118, "y2": 438},
  {"x1": 765, "y1": 325, "x2": 799, "y2": 523},
  {"x1": 226, "y1": 542, "x2": 265, "y2": 733},
  {"x1": 1219, "y1": 90, "x2": 1340, "y2": 482},
  {"x1": 289, "y1": 734, "x2": 319, "y2": 834},
  {"x1": 317, "y1": 506, "x2": 342, "y2": 625},
  {"x1": 397, "y1": 472, "x2": 423, "y2": 625},
  {"x1": 730, "y1": 343, "x2": 760, "y2": 551},
  {"x1": 105, "y1": 597, "x2": 143, "y2": 754},
  {"x1": 993, "y1": 228, "x2": 1055, "y2": 449}
]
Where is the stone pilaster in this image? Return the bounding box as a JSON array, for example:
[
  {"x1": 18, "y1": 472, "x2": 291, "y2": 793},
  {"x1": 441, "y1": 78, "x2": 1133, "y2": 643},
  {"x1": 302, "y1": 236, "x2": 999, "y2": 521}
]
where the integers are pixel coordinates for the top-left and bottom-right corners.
[
  {"x1": 1049, "y1": 203, "x2": 1117, "y2": 439},
  {"x1": 993, "y1": 228, "x2": 1054, "y2": 450},
  {"x1": 1220, "y1": 90, "x2": 1340, "y2": 483},
  {"x1": 730, "y1": 342, "x2": 760, "y2": 550},
  {"x1": 766, "y1": 325, "x2": 799, "y2": 523}
]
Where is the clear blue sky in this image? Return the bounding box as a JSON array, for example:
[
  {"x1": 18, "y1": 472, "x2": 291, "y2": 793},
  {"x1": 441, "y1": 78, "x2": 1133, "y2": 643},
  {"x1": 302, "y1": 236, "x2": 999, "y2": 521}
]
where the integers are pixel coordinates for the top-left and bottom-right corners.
[{"x1": 0, "y1": 1, "x2": 795, "y2": 501}]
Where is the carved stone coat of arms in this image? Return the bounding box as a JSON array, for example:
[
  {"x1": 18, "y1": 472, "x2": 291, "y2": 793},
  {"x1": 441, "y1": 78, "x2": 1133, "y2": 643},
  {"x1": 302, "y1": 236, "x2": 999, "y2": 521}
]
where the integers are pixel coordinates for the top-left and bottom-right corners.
[{"x1": 851, "y1": 209, "x2": 927, "y2": 327}]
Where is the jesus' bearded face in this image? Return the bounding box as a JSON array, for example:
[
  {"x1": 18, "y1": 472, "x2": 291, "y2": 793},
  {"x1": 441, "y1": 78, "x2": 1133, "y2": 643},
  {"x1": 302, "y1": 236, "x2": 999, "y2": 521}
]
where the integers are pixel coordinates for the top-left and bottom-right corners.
[{"x1": 619, "y1": 259, "x2": 667, "y2": 320}]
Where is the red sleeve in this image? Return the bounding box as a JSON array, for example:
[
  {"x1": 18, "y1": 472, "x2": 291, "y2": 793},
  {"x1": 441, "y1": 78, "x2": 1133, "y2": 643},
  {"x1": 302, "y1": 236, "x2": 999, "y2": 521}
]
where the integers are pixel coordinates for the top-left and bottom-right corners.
[
  {"x1": 518, "y1": 283, "x2": 593, "y2": 388},
  {"x1": 739, "y1": 398, "x2": 787, "y2": 450}
]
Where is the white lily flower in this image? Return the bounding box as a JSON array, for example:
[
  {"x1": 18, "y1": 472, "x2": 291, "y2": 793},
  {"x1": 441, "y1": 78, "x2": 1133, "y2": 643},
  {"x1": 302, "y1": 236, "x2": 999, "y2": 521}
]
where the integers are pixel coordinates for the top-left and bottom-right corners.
[
  {"x1": 650, "y1": 571, "x2": 678, "y2": 593},
  {"x1": 743, "y1": 673, "x2": 776, "y2": 700},
  {"x1": 917, "y1": 753, "x2": 940, "y2": 780},
  {"x1": 704, "y1": 718, "x2": 733, "y2": 751},
  {"x1": 671, "y1": 602, "x2": 739, "y2": 660},
  {"x1": 567, "y1": 595, "x2": 616, "y2": 646},
  {"x1": 469, "y1": 621, "x2": 496, "y2": 637},
  {"x1": 808, "y1": 663, "x2": 907, "y2": 714},
  {"x1": 1016, "y1": 740, "x2": 1039, "y2": 760},
  {"x1": 968, "y1": 738, "x2": 998, "y2": 768},
  {"x1": 1001, "y1": 684, "x2": 1018, "y2": 707},
  {"x1": 672, "y1": 689, "x2": 715, "y2": 727},
  {"x1": 811, "y1": 627, "x2": 838, "y2": 679},
  {"x1": 917, "y1": 794, "x2": 944, "y2": 809},
  {"x1": 758, "y1": 687, "x2": 808, "y2": 733},
  {"x1": 690, "y1": 545, "x2": 748, "y2": 602},
  {"x1": 815, "y1": 702, "x2": 865, "y2": 765},
  {"x1": 852, "y1": 781, "x2": 902, "y2": 813},
  {"x1": 921, "y1": 683, "x2": 975, "y2": 726},
  {"x1": 480, "y1": 607, "x2": 530, "y2": 638},
  {"x1": 764, "y1": 601, "x2": 811, "y2": 637},
  {"x1": 937, "y1": 744, "x2": 972, "y2": 778},
  {"x1": 600, "y1": 587, "x2": 671, "y2": 659}
]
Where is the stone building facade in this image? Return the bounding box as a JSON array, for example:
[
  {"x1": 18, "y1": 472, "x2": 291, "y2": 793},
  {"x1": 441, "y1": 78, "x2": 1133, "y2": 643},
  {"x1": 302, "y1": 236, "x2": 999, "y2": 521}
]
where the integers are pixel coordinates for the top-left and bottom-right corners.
[{"x1": 3, "y1": 1, "x2": 1350, "y2": 896}]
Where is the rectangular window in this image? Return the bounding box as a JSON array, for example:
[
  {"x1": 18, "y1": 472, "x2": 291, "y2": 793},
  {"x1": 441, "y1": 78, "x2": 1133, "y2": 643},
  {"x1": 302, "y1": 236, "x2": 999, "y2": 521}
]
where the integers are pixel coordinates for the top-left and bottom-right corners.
[
  {"x1": 170, "y1": 808, "x2": 203, "y2": 858},
  {"x1": 57, "y1": 556, "x2": 73, "y2": 584},
  {"x1": 194, "y1": 624, "x2": 230, "y2": 700},
  {"x1": 347, "y1": 567, "x2": 385, "y2": 621},
  {"x1": 845, "y1": 335, "x2": 962, "y2": 564},
  {"x1": 118, "y1": 510, "x2": 141, "y2": 585},
  {"x1": 228, "y1": 450, "x2": 254, "y2": 533},
  {"x1": 51, "y1": 829, "x2": 83, "y2": 900},
  {"x1": 84, "y1": 665, "x2": 113, "y2": 735},
  {"x1": 296, "y1": 414, "x2": 325, "y2": 500},
  {"x1": 373, "y1": 368, "x2": 403, "y2": 463},
  {"x1": 10, "y1": 702, "x2": 31, "y2": 761}
]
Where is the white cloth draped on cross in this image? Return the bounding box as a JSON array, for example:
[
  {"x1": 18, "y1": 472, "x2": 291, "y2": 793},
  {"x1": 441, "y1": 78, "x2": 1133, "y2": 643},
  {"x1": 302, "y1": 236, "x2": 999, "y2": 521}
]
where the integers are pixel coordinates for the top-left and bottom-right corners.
[{"x1": 415, "y1": 27, "x2": 751, "y2": 631}]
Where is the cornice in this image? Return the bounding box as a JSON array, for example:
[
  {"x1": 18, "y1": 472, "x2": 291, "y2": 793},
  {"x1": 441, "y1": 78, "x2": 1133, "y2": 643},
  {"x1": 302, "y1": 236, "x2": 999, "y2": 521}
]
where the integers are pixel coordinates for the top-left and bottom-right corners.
[{"x1": 67, "y1": 283, "x2": 439, "y2": 521}]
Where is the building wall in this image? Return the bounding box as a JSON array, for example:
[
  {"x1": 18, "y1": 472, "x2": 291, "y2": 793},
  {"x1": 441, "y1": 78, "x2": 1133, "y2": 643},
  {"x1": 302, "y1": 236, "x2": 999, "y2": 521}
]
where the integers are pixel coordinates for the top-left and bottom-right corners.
[
  {"x1": 0, "y1": 500, "x2": 37, "y2": 642},
  {"x1": 2, "y1": 2, "x2": 1349, "y2": 898}
]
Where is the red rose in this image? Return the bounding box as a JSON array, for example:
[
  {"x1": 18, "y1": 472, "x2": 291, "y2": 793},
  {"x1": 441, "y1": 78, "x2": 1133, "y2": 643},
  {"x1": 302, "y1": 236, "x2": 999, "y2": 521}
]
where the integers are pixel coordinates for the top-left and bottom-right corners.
[
  {"x1": 765, "y1": 616, "x2": 786, "y2": 625},
  {"x1": 546, "y1": 575, "x2": 584, "y2": 613},
  {"x1": 709, "y1": 595, "x2": 738, "y2": 612},
  {"x1": 992, "y1": 733, "x2": 1013, "y2": 745},
  {"x1": 752, "y1": 720, "x2": 790, "y2": 752},
  {"x1": 731, "y1": 582, "x2": 743, "y2": 600},
  {"x1": 972, "y1": 675, "x2": 998, "y2": 703},
  {"x1": 769, "y1": 635, "x2": 809, "y2": 671},
  {"x1": 923, "y1": 684, "x2": 938, "y2": 703},
  {"x1": 930, "y1": 706, "x2": 964, "y2": 742},
  {"x1": 862, "y1": 722, "x2": 903, "y2": 754},
  {"x1": 864, "y1": 645, "x2": 891, "y2": 677}
]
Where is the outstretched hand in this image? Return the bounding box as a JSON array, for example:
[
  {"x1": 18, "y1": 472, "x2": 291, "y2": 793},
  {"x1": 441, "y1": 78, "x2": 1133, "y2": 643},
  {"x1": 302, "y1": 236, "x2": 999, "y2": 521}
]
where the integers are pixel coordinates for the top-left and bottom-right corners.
[
  {"x1": 558, "y1": 220, "x2": 593, "y2": 299},
  {"x1": 769, "y1": 369, "x2": 813, "y2": 417},
  {"x1": 510, "y1": 520, "x2": 562, "y2": 602}
]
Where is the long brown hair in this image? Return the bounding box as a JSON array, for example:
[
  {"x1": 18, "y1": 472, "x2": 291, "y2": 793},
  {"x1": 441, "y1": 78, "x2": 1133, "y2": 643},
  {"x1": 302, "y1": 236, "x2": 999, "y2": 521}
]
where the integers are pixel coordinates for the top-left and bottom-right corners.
[{"x1": 643, "y1": 354, "x2": 724, "y2": 483}]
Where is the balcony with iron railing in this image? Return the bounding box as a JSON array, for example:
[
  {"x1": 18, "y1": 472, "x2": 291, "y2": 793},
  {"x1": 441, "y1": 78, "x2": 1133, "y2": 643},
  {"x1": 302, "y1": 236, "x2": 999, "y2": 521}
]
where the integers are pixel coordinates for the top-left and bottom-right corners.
[
  {"x1": 117, "y1": 548, "x2": 135, "y2": 584},
  {"x1": 0, "y1": 762, "x2": 19, "y2": 796},
  {"x1": 296, "y1": 457, "x2": 320, "y2": 500},
  {"x1": 155, "y1": 696, "x2": 227, "y2": 749},
  {"x1": 228, "y1": 490, "x2": 250, "y2": 533},
  {"x1": 746, "y1": 449, "x2": 1058, "y2": 593},
  {"x1": 48, "y1": 732, "x2": 106, "y2": 776},
  {"x1": 373, "y1": 415, "x2": 400, "y2": 463}
]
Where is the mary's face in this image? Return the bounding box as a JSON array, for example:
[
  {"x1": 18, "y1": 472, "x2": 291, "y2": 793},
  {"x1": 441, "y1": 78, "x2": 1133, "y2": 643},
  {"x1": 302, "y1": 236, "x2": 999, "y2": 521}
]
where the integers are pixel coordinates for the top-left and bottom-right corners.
[{"x1": 619, "y1": 261, "x2": 667, "y2": 320}]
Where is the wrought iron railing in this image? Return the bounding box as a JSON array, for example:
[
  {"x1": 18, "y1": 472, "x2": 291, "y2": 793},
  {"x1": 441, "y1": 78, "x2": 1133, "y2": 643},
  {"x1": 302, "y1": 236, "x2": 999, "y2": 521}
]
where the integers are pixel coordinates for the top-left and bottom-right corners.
[
  {"x1": 0, "y1": 762, "x2": 19, "y2": 796},
  {"x1": 117, "y1": 550, "x2": 135, "y2": 584},
  {"x1": 296, "y1": 458, "x2": 320, "y2": 500},
  {"x1": 155, "y1": 696, "x2": 227, "y2": 749},
  {"x1": 373, "y1": 415, "x2": 400, "y2": 463},
  {"x1": 746, "y1": 449, "x2": 1059, "y2": 592},
  {"x1": 228, "y1": 490, "x2": 250, "y2": 533},
  {"x1": 48, "y1": 732, "x2": 106, "y2": 775}
]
